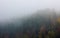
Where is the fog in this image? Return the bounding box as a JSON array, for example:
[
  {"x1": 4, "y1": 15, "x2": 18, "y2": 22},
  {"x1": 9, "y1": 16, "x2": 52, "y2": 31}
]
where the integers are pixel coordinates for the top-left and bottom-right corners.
[
  {"x1": 0, "y1": 0, "x2": 60, "y2": 36},
  {"x1": 0, "y1": 0, "x2": 60, "y2": 21}
]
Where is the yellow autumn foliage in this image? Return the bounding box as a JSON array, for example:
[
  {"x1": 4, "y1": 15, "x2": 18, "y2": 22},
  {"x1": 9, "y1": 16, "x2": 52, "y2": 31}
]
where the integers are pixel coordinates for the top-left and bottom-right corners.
[{"x1": 57, "y1": 18, "x2": 60, "y2": 23}]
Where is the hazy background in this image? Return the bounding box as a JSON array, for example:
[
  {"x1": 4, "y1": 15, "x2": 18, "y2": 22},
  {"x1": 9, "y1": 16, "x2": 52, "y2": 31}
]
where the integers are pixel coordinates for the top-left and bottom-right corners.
[
  {"x1": 0, "y1": 0, "x2": 60, "y2": 35},
  {"x1": 0, "y1": 0, "x2": 60, "y2": 22}
]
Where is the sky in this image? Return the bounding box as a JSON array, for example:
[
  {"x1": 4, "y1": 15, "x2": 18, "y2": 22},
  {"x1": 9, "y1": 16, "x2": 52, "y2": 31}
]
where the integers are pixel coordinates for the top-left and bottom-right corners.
[{"x1": 0, "y1": 0, "x2": 60, "y2": 21}]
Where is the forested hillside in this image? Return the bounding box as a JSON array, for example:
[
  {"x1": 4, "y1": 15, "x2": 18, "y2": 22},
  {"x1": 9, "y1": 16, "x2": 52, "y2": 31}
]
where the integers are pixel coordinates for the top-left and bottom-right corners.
[{"x1": 0, "y1": 9, "x2": 57, "y2": 34}]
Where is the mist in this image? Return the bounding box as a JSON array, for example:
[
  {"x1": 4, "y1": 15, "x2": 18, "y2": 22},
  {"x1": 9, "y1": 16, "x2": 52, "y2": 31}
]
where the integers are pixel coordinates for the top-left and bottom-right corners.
[
  {"x1": 1, "y1": 0, "x2": 60, "y2": 38},
  {"x1": 0, "y1": 0, "x2": 60, "y2": 22}
]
